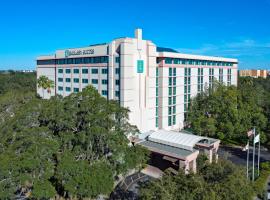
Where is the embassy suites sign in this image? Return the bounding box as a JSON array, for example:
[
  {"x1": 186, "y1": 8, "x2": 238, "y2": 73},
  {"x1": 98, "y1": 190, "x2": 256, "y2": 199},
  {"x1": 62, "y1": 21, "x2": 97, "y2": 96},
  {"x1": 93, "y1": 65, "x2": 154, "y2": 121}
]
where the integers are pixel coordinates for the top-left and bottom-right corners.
[{"x1": 65, "y1": 49, "x2": 95, "y2": 58}]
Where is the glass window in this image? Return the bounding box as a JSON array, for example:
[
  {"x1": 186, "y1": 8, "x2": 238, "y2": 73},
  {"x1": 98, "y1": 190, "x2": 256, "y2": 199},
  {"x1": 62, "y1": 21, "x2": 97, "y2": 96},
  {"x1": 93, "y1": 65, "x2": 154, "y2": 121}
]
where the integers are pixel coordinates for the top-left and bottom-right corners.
[
  {"x1": 91, "y1": 68, "x2": 98, "y2": 74},
  {"x1": 168, "y1": 97, "x2": 172, "y2": 105},
  {"x1": 165, "y1": 58, "x2": 172, "y2": 64},
  {"x1": 73, "y1": 69, "x2": 79, "y2": 74},
  {"x1": 115, "y1": 57, "x2": 120, "y2": 63},
  {"x1": 58, "y1": 78, "x2": 63, "y2": 82},
  {"x1": 173, "y1": 77, "x2": 176, "y2": 85},
  {"x1": 173, "y1": 106, "x2": 176, "y2": 114},
  {"x1": 168, "y1": 107, "x2": 172, "y2": 115},
  {"x1": 173, "y1": 96, "x2": 176, "y2": 104},
  {"x1": 66, "y1": 87, "x2": 71, "y2": 92},
  {"x1": 169, "y1": 68, "x2": 172, "y2": 76},
  {"x1": 82, "y1": 68, "x2": 88, "y2": 74},
  {"x1": 102, "y1": 79, "x2": 108, "y2": 85},
  {"x1": 168, "y1": 116, "x2": 172, "y2": 126},
  {"x1": 115, "y1": 80, "x2": 120, "y2": 85},
  {"x1": 181, "y1": 59, "x2": 186, "y2": 64},
  {"x1": 102, "y1": 90, "x2": 108, "y2": 95},
  {"x1": 92, "y1": 79, "x2": 98, "y2": 84},
  {"x1": 73, "y1": 78, "x2": 79, "y2": 83},
  {"x1": 169, "y1": 87, "x2": 172, "y2": 96},
  {"x1": 173, "y1": 68, "x2": 176, "y2": 76},
  {"x1": 82, "y1": 79, "x2": 89, "y2": 84},
  {"x1": 156, "y1": 68, "x2": 159, "y2": 77},
  {"x1": 115, "y1": 91, "x2": 120, "y2": 97},
  {"x1": 173, "y1": 87, "x2": 176, "y2": 95},
  {"x1": 169, "y1": 78, "x2": 172, "y2": 86},
  {"x1": 173, "y1": 115, "x2": 176, "y2": 125},
  {"x1": 58, "y1": 86, "x2": 63, "y2": 91},
  {"x1": 65, "y1": 69, "x2": 71, "y2": 74},
  {"x1": 115, "y1": 68, "x2": 120, "y2": 74},
  {"x1": 58, "y1": 69, "x2": 63, "y2": 73},
  {"x1": 102, "y1": 68, "x2": 108, "y2": 74},
  {"x1": 73, "y1": 88, "x2": 79, "y2": 93},
  {"x1": 65, "y1": 78, "x2": 71, "y2": 83}
]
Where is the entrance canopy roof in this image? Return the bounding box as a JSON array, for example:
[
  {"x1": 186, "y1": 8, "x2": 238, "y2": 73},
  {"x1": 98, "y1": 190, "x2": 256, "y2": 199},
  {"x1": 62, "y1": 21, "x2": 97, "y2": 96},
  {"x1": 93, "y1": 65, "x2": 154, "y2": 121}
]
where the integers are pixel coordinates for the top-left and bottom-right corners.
[{"x1": 147, "y1": 130, "x2": 218, "y2": 151}]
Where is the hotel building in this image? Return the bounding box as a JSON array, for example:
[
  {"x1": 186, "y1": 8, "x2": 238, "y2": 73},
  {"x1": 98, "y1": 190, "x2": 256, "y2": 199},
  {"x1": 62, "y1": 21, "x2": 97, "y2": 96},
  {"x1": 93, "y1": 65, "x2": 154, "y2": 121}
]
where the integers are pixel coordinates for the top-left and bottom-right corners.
[{"x1": 37, "y1": 29, "x2": 238, "y2": 133}]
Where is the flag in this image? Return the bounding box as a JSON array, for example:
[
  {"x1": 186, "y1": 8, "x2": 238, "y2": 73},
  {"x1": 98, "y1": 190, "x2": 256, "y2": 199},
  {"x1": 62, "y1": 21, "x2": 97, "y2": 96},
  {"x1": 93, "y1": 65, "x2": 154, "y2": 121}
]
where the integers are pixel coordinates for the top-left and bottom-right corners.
[
  {"x1": 254, "y1": 134, "x2": 260, "y2": 144},
  {"x1": 247, "y1": 129, "x2": 254, "y2": 137},
  {"x1": 242, "y1": 142, "x2": 249, "y2": 151}
]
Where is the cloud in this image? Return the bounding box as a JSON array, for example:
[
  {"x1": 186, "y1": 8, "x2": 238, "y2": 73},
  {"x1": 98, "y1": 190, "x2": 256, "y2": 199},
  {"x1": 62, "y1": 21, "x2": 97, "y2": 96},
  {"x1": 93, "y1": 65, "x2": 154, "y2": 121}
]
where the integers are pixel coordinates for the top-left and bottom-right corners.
[
  {"x1": 176, "y1": 39, "x2": 270, "y2": 68},
  {"x1": 177, "y1": 39, "x2": 270, "y2": 58}
]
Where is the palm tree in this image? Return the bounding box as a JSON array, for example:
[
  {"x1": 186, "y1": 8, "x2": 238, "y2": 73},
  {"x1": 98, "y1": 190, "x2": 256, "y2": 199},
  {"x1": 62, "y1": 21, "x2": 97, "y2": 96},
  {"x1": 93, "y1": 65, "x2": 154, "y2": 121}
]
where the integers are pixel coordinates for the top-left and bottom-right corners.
[
  {"x1": 37, "y1": 75, "x2": 54, "y2": 98},
  {"x1": 46, "y1": 79, "x2": 55, "y2": 98}
]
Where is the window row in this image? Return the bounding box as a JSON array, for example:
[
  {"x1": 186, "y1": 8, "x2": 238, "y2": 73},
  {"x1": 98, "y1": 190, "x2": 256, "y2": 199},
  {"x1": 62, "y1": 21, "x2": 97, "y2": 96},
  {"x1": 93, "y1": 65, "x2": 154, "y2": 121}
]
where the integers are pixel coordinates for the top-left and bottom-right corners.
[
  {"x1": 58, "y1": 68, "x2": 109, "y2": 74},
  {"x1": 163, "y1": 58, "x2": 234, "y2": 66},
  {"x1": 58, "y1": 78, "x2": 119, "y2": 85},
  {"x1": 37, "y1": 56, "x2": 109, "y2": 65}
]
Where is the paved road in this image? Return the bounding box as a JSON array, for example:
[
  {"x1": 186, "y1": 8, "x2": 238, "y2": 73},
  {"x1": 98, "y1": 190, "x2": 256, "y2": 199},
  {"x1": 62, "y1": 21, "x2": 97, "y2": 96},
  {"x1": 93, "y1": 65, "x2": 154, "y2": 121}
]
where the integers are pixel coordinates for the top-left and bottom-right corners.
[{"x1": 219, "y1": 145, "x2": 270, "y2": 166}]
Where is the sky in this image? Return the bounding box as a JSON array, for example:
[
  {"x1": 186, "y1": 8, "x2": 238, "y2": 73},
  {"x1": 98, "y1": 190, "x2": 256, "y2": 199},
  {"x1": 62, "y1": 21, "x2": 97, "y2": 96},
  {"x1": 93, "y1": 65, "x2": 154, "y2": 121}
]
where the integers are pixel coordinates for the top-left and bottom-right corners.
[{"x1": 0, "y1": 0, "x2": 270, "y2": 70}]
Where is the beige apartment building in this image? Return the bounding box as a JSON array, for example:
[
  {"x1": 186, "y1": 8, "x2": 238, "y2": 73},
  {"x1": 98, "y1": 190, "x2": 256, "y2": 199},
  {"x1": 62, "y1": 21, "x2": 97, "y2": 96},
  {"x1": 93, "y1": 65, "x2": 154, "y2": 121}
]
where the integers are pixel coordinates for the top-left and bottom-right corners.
[{"x1": 239, "y1": 69, "x2": 268, "y2": 78}]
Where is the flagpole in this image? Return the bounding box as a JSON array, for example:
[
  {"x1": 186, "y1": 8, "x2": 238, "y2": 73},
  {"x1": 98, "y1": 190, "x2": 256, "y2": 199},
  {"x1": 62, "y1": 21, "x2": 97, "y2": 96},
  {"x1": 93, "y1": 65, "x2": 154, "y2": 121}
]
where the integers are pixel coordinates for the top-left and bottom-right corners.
[
  {"x1": 246, "y1": 140, "x2": 249, "y2": 180},
  {"x1": 252, "y1": 127, "x2": 256, "y2": 181},
  {"x1": 258, "y1": 136, "x2": 260, "y2": 177}
]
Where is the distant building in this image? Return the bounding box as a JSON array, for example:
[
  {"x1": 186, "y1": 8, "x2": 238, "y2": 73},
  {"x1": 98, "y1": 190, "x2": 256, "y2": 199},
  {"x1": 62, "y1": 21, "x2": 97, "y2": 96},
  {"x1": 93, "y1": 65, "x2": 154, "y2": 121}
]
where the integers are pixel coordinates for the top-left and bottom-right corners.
[
  {"x1": 36, "y1": 28, "x2": 238, "y2": 133},
  {"x1": 239, "y1": 69, "x2": 268, "y2": 78}
]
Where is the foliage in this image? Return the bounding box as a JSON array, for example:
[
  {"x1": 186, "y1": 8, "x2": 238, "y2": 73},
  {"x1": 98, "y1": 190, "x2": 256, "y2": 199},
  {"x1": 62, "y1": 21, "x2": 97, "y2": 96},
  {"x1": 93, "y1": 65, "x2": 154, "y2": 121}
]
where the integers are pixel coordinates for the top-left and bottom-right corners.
[
  {"x1": 0, "y1": 85, "x2": 148, "y2": 199},
  {"x1": 140, "y1": 159, "x2": 254, "y2": 200},
  {"x1": 252, "y1": 161, "x2": 270, "y2": 199},
  {"x1": 37, "y1": 75, "x2": 55, "y2": 98},
  {"x1": 187, "y1": 80, "x2": 268, "y2": 144}
]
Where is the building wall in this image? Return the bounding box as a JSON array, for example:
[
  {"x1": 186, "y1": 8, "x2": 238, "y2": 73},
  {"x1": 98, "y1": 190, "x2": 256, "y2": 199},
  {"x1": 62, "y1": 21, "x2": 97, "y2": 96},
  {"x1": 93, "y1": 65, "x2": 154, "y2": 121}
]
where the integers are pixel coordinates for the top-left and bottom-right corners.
[
  {"x1": 36, "y1": 29, "x2": 238, "y2": 133},
  {"x1": 239, "y1": 69, "x2": 268, "y2": 78}
]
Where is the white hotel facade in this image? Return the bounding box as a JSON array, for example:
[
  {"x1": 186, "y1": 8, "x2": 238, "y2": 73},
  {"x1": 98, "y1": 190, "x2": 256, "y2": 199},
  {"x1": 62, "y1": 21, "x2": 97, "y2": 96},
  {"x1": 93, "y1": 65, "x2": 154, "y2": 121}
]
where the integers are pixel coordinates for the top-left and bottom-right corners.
[{"x1": 37, "y1": 29, "x2": 238, "y2": 133}]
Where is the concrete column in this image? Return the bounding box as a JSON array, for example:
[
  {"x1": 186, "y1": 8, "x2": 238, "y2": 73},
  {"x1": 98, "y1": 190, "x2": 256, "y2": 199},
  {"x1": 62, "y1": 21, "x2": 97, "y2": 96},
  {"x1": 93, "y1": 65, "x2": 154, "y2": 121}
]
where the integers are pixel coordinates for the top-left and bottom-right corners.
[
  {"x1": 192, "y1": 159, "x2": 197, "y2": 174},
  {"x1": 184, "y1": 161, "x2": 190, "y2": 174},
  {"x1": 208, "y1": 149, "x2": 213, "y2": 163}
]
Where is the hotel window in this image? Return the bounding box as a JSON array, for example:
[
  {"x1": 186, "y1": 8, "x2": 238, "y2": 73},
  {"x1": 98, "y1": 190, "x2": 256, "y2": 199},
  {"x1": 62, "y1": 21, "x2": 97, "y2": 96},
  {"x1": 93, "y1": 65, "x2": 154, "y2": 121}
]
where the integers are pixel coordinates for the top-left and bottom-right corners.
[
  {"x1": 82, "y1": 68, "x2": 88, "y2": 74},
  {"x1": 156, "y1": 67, "x2": 159, "y2": 128},
  {"x1": 197, "y1": 68, "x2": 204, "y2": 92},
  {"x1": 168, "y1": 67, "x2": 176, "y2": 126},
  {"x1": 165, "y1": 58, "x2": 172, "y2": 64},
  {"x1": 66, "y1": 87, "x2": 71, "y2": 92},
  {"x1": 181, "y1": 59, "x2": 186, "y2": 64},
  {"x1": 73, "y1": 69, "x2": 79, "y2": 74},
  {"x1": 184, "y1": 67, "x2": 191, "y2": 118},
  {"x1": 209, "y1": 68, "x2": 214, "y2": 89},
  {"x1": 219, "y1": 68, "x2": 223, "y2": 83},
  {"x1": 82, "y1": 79, "x2": 89, "y2": 84},
  {"x1": 102, "y1": 90, "x2": 108, "y2": 96},
  {"x1": 58, "y1": 86, "x2": 63, "y2": 91},
  {"x1": 102, "y1": 68, "x2": 108, "y2": 74},
  {"x1": 115, "y1": 91, "x2": 120, "y2": 97},
  {"x1": 115, "y1": 68, "x2": 120, "y2": 74},
  {"x1": 65, "y1": 69, "x2": 71, "y2": 74},
  {"x1": 173, "y1": 58, "x2": 180, "y2": 64},
  {"x1": 102, "y1": 79, "x2": 108, "y2": 85},
  {"x1": 92, "y1": 79, "x2": 98, "y2": 84},
  {"x1": 58, "y1": 69, "x2": 63, "y2": 73},
  {"x1": 91, "y1": 68, "x2": 98, "y2": 74},
  {"x1": 115, "y1": 57, "x2": 120, "y2": 63},
  {"x1": 227, "y1": 69, "x2": 232, "y2": 86},
  {"x1": 73, "y1": 88, "x2": 79, "y2": 93},
  {"x1": 58, "y1": 78, "x2": 63, "y2": 82},
  {"x1": 115, "y1": 80, "x2": 120, "y2": 85},
  {"x1": 65, "y1": 78, "x2": 71, "y2": 83},
  {"x1": 73, "y1": 78, "x2": 79, "y2": 83}
]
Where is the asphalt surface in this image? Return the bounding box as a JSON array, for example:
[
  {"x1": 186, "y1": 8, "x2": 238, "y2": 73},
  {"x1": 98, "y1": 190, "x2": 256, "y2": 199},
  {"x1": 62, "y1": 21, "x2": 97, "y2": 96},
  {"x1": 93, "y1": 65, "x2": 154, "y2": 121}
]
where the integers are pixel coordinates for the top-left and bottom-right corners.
[{"x1": 219, "y1": 145, "x2": 270, "y2": 166}]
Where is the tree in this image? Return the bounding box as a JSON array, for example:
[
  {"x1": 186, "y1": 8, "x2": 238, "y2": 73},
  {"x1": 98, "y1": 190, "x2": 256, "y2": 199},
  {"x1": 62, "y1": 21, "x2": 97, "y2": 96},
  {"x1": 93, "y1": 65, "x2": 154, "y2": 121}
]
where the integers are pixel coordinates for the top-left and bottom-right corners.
[
  {"x1": 140, "y1": 159, "x2": 254, "y2": 200},
  {"x1": 187, "y1": 81, "x2": 267, "y2": 144},
  {"x1": 0, "y1": 85, "x2": 148, "y2": 199},
  {"x1": 37, "y1": 75, "x2": 54, "y2": 98}
]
